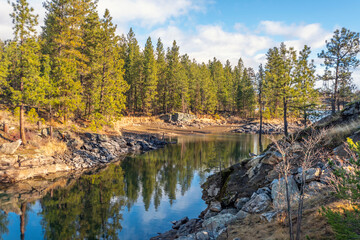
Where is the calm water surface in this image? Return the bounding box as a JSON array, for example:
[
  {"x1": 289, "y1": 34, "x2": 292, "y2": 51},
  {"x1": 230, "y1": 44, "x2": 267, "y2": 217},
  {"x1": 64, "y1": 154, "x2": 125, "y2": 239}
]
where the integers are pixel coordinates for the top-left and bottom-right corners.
[{"x1": 0, "y1": 134, "x2": 272, "y2": 240}]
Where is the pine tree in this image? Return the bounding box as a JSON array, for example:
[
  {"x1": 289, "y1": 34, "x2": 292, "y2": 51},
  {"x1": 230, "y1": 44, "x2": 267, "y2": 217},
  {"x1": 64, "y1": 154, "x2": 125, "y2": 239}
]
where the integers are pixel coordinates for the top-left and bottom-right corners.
[
  {"x1": 124, "y1": 28, "x2": 142, "y2": 114},
  {"x1": 265, "y1": 43, "x2": 297, "y2": 136},
  {"x1": 293, "y1": 45, "x2": 318, "y2": 128},
  {"x1": 200, "y1": 63, "x2": 217, "y2": 114},
  {"x1": 0, "y1": 40, "x2": 9, "y2": 97},
  {"x1": 165, "y1": 41, "x2": 182, "y2": 113},
  {"x1": 318, "y1": 28, "x2": 360, "y2": 114},
  {"x1": 8, "y1": 0, "x2": 43, "y2": 143},
  {"x1": 142, "y1": 37, "x2": 158, "y2": 114},
  {"x1": 96, "y1": 9, "x2": 128, "y2": 119},
  {"x1": 156, "y1": 38, "x2": 167, "y2": 113},
  {"x1": 43, "y1": 0, "x2": 94, "y2": 121},
  {"x1": 210, "y1": 58, "x2": 227, "y2": 112}
]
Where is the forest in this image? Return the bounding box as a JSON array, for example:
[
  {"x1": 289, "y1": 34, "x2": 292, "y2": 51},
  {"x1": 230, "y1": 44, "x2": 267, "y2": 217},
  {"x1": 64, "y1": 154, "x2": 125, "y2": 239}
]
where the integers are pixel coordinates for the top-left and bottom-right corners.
[{"x1": 0, "y1": 0, "x2": 360, "y2": 141}]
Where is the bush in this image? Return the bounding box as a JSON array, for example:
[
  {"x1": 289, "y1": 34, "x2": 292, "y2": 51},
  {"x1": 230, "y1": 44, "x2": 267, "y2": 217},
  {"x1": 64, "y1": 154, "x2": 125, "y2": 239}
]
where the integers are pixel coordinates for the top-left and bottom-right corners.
[
  {"x1": 27, "y1": 108, "x2": 39, "y2": 124},
  {"x1": 323, "y1": 138, "x2": 360, "y2": 239}
]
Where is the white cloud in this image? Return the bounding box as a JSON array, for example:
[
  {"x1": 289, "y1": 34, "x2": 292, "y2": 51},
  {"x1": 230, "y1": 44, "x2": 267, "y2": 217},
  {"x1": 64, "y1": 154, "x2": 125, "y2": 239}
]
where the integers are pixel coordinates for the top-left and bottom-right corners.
[
  {"x1": 97, "y1": 0, "x2": 206, "y2": 27},
  {"x1": 149, "y1": 21, "x2": 333, "y2": 72},
  {"x1": 150, "y1": 24, "x2": 274, "y2": 68},
  {"x1": 259, "y1": 21, "x2": 332, "y2": 50}
]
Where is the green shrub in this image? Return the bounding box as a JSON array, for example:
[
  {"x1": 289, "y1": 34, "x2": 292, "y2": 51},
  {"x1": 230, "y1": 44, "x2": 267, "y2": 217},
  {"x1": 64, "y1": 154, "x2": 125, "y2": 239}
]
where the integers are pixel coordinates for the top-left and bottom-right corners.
[
  {"x1": 27, "y1": 108, "x2": 39, "y2": 124},
  {"x1": 323, "y1": 138, "x2": 360, "y2": 239}
]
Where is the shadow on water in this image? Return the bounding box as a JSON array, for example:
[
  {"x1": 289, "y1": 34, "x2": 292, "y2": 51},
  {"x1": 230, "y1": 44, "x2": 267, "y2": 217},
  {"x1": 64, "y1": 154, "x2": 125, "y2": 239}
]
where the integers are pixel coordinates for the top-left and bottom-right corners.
[{"x1": 0, "y1": 133, "x2": 273, "y2": 240}]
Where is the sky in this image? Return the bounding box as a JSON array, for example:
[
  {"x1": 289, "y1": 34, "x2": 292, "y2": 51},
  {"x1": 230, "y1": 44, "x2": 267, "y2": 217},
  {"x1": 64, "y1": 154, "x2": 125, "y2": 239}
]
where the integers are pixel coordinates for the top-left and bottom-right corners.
[{"x1": 1, "y1": 0, "x2": 360, "y2": 86}]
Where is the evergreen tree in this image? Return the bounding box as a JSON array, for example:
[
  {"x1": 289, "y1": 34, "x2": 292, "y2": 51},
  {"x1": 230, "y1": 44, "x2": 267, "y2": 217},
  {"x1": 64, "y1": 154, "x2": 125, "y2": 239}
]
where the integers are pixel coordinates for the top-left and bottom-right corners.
[
  {"x1": 142, "y1": 37, "x2": 158, "y2": 114},
  {"x1": 124, "y1": 28, "x2": 142, "y2": 114},
  {"x1": 165, "y1": 41, "x2": 182, "y2": 113},
  {"x1": 210, "y1": 58, "x2": 227, "y2": 112},
  {"x1": 318, "y1": 28, "x2": 360, "y2": 114},
  {"x1": 43, "y1": 0, "x2": 94, "y2": 121},
  {"x1": 0, "y1": 40, "x2": 9, "y2": 97},
  {"x1": 8, "y1": 0, "x2": 43, "y2": 143},
  {"x1": 293, "y1": 45, "x2": 318, "y2": 127},
  {"x1": 265, "y1": 43, "x2": 297, "y2": 136},
  {"x1": 156, "y1": 38, "x2": 167, "y2": 114}
]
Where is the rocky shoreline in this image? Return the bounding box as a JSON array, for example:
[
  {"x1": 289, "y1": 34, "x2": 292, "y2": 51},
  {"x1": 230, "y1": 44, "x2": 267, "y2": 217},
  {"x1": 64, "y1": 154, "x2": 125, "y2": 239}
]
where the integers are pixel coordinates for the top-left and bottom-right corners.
[
  {"x1": 0, "y1": 131, "x2": 168, "y2": 183},
  {"x1": 231, "y1": 122, "x2": 301, "y2": 134},
  {"x1": 152, "y1": 101, "x2": 360, "y2": 240}
]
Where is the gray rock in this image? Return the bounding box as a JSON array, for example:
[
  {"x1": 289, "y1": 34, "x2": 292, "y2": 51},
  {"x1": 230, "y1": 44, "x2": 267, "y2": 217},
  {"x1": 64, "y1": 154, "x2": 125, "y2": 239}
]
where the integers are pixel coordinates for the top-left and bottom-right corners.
[
  {"x1": 235, "y1": 210, "x2": 248, "y2": 220},
  {"x1": 202, "y1": 213, "x2": 236, "y2": 231},
  {"x1": 271, "y1": 176, "x2": 300, "y2": 210},
  {"x1": 234, "y1": 197, "x2": 250, "y2": 210},
  {"x1": 172, "y1": 216, "x2": 189, "y2": 229},
  {"x1": 196, "y1": 231, "x2": 211, "y2": 240},
  {"x1": 178, "y1": 218, "x2": 198, "y2": 236},
  {"x1": 207, "y1": 184, "x2": 220, "y2": 198},
  {"x1": 209, "y1": 201, "x2": 222, "y2": 212},
  {"x1": 261, "y1": 211, "x2": 278, "y2": 222},
  {"x1": 204, "y1": 209, "x2": 218, "y2": 219},
  {"x1": 320, "y1": 168, "x2": 332, "y2": 184},
  {"x1": 262, "y1": 151, "x2": 282, "y2": 165},
  {"x1": 256, "y1": 187, "x2": 271, "y2": 196},
  {"x1": 304, "y1": 181, "x2": 328, "y2": 198},
  {"x1": 241, "y1": 193, "x2": 271, "y2": 213},
  {"x1": 219, "y1": 208, "x2": 238, "y2": 215},
  {"x1": 0, "y1": 140, "x2": 22, "y2": 155},
  {"x1": 295, "y1": 168, "x2": 321, "y2": 183}
]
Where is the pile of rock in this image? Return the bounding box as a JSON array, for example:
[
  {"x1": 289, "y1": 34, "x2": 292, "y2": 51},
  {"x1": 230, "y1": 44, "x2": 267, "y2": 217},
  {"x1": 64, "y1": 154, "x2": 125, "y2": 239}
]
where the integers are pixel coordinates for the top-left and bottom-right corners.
[
  {"x1": 232, "y1": 122, "x2": 299, "y2": 134},
  {"x1": 0, "y1": 131, "x2": 167, "y2": 183}
]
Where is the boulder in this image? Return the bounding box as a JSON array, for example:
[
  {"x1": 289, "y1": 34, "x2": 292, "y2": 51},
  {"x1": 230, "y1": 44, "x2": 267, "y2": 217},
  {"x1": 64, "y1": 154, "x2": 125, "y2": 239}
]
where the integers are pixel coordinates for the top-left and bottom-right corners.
[
  {"x1": 295, "y1": 168, "x2": 321, "y2": 183},
  {"x1": 271, "y1": 176, "x2": 300, "y2": 210},
  {"x1": 219, "y1": 208, "x2": 238, "y2": 215},
  {"x1": 262, "y1": 151, "x2": 282, "y2": 165},
  {"x1": 202, "y1": 213, "x2": 236, "y2": 232},
  {"x1": 261, "y1": 211, "x2": 278, "y2": 222},
  {"x1": 234, "y1": 197, "x2": 250, "y2": 210},
  {"x1": 235, "y1": 210, "x2": 249, "y2": 220},
  {"x1": 0, "y1": 140, "x2": 22, "y2": 155},
  {"x1": 209, "y1": 201, "x2": 222, "y2": 212},
  {"x1": 304, "y1": 181, "x2": 328, "y2": 198},
  {"x1": 241, "y1": 193, "x2": 271, "y2": 213}
]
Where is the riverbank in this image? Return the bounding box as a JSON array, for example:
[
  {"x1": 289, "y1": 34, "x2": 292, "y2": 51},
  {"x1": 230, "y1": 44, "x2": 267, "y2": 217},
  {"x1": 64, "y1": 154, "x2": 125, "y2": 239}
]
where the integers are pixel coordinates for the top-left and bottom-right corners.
[
  {"x1": 0, "y1": 131, "x2": 167, "y2": 183},
  {"x1": 152, "y1": 101, "x2": 360, "y2": 240}
]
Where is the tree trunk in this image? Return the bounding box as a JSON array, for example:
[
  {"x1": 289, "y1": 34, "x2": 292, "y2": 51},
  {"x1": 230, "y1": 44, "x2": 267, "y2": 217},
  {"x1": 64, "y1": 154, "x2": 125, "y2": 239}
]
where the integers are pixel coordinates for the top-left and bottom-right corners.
[
  {"x1": 20, "y1": 202, "x2": 26, "y2": 240},
  {"x1": 332, "y1": 64, "x2": 339, "y2": 114},
  {"x1": 283, "y1": 97, "x2": 288, "y2": 137},
  {"x1": 20, "y1": 104, "x2": 26, "y2": 144},
  {"x1": 304, "y1": 110, "x2": 307, "y2": 128},
  {"x1": 296, "y1": 172, "x2": 306, "y2": 240},
  {"x1": 285, "y1": 175, "x2": 294, "y2": 240},
  {"x1": 259, "y1": 95, "x2": 263, "y2": 152}
]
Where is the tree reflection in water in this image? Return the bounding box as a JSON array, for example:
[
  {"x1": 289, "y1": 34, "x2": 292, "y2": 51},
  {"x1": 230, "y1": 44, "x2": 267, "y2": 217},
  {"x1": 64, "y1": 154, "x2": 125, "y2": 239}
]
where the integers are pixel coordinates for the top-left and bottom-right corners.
[{"x1": 0, "y1": 134, "x2": 272, "y2": 240}]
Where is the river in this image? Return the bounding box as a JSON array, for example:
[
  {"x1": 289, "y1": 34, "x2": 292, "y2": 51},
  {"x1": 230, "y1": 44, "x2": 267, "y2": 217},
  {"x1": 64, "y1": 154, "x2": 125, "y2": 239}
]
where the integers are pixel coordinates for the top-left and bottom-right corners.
[{"x1": 0, "y1": 134, "x2": 273, "y2": 240}]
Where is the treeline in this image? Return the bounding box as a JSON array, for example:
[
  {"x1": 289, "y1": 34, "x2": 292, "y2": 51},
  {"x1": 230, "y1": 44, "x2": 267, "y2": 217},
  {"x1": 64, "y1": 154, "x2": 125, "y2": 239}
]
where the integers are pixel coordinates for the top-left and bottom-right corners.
[{"x1": 0, "y1": 0, "x2": 359, "y2": 141}]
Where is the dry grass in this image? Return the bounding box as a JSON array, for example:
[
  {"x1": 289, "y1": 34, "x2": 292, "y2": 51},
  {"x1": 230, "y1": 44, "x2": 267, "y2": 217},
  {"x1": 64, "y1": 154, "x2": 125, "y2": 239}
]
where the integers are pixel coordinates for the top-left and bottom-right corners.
[
  {"x1": 39, "y1": 139, "x2": 67, "y2": 156},
  {"x1": 322, "y1": 120, "x2": 360, "y2": 148}
]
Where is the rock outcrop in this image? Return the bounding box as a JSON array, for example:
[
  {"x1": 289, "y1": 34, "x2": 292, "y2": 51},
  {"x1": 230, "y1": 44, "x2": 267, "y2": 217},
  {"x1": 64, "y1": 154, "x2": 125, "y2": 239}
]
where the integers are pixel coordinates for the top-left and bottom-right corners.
[{"x1": 0, "y1": 132, "x2": 167, "y2": 183}]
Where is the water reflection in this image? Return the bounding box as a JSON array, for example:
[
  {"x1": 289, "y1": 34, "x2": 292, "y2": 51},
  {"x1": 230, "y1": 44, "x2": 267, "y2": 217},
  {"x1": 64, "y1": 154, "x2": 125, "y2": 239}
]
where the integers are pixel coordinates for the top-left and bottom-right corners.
[{"x1": 0, "y1": 134, "x2": 272, "y2": 240}]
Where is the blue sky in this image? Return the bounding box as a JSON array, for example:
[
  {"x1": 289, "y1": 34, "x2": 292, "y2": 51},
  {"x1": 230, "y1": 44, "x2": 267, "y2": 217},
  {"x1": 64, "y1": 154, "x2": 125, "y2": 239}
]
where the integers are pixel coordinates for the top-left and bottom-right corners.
[{"x1": 1, "y1": 0, "x2": 360, "y2": 86}]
